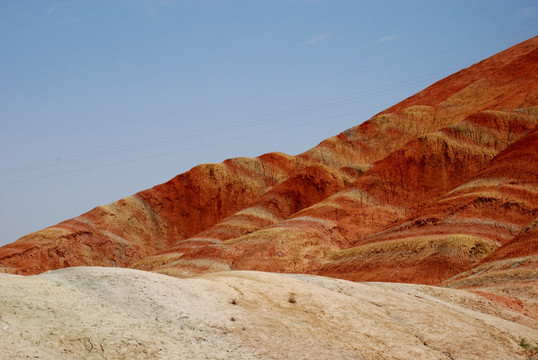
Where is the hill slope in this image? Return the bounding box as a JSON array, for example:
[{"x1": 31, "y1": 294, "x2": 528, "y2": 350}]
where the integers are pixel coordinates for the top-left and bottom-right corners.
[
  {"x1": 1, "y1": 267, "x2": 536, "y2": 359},
  {"x1": 0, "y1": 36, "x2": 537, "y2": 301}
]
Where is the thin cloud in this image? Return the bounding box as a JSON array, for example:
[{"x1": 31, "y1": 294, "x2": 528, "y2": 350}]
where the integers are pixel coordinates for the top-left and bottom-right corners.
[
  {"x1": 516, "y1": 7, "x2": 536, "y2": 18},
  {"x1": 46, "y1": 3, "x2": 65, "y2": 15},
  {"x1": 45, "y1": 3, "x2": 81, "y2": 23},
  {"x1": 374, "y1": 35, "x2": 396, "y2": 44},
  {"x1": 303, "y1": 34, "x2": 330, "y2": 46}
]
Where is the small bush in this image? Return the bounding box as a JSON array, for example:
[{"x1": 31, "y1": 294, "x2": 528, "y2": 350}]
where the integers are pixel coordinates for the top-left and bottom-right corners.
[
  {"x1": 288, "y1": 294, "x2": 297, "y2": 304},
  {"x1": 520, "y1": 338, "x2": 531, "y2": 349},
  {"x1": 519, "y1": 337, "x2": 538, "y2": 356}
]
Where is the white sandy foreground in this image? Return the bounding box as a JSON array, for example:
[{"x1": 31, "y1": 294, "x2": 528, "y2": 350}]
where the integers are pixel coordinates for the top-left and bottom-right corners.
[{"x1": 0, "y1": 267, "x2": 536, "y2": 360}]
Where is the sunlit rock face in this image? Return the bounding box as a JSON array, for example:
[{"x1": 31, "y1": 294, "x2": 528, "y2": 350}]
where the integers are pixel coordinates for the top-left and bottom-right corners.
[{"x1": 1, "y1": 38, "x2": 537, "y2": 309}]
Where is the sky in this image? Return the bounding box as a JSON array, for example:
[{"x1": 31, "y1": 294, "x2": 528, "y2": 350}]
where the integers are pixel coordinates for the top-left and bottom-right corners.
[{"x1": 1, "y1": 0, "x2": 537, "y2": 246}]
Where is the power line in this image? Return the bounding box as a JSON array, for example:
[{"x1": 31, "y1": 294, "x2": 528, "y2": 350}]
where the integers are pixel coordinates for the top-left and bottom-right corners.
[
  {"x1": 0, "y1": 67, "x2": 456, "y2": 177},
  {"x1": 5, "y1": 23, "x2": 536, "y2": 145},
  {"x1": 0, "y1": 104, "x2": 387, "y2": 185},
  {"x1": 3, "y1": 25, "x2": 536, "y2": 184}
]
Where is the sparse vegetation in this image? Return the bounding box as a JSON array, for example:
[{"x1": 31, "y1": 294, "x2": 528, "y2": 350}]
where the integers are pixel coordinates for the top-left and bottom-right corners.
[
  {"x1": 519, "y1": 337, "x2": 538, "y2": 357},
  {"x1": 288, "y1": 293, "x2": 297, "y2": 304}
]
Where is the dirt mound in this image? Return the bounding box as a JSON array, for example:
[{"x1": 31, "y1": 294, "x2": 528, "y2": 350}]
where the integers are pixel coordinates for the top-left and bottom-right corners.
[
  {"x1": 1, "y1": 267, "x2": 536, "y2": 359},
  {"x1": 2, "y1": 37, "x2": 537, "y2": 277},
  {"x1": 0, "y1": 38, "x2": 537, "y2": 330}
]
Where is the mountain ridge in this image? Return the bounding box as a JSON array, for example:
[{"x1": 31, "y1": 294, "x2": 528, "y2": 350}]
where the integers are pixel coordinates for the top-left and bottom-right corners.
[{"x1": 1, "y1": 38, "x2": 537, "y2": 312}]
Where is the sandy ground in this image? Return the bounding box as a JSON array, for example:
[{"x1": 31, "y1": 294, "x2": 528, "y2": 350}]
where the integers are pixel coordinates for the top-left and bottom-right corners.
[{"x1": 1, "y1": 267, "x2": 536, "y2": 359}]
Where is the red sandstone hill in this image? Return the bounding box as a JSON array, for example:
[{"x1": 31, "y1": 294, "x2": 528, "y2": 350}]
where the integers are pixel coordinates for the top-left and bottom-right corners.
[{"x1": 1, "y1": 37, "x2": 537, "y2": 318}]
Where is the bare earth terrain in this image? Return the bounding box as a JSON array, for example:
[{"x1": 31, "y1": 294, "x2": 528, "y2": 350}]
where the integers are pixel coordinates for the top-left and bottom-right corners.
[
  {"x1": 1, "y1": 267, "x2": 537, "y2": 360},
  {"x1": 1, "y1": 37, "x2": 537, "y2": 359}
]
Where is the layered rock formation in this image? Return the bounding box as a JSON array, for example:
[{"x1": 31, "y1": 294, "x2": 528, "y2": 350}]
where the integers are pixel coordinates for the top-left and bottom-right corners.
[
  {"x1": 1, "y1": 37, "x2": 537, "y2": 313},
  {"x1": 321, "y1": 127, "x2": 538, "y2": 284}
]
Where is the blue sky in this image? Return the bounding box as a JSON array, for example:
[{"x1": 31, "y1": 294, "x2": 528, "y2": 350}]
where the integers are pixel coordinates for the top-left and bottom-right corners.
[{"x1": 1, "y1": 0, "x2": 537, "y2": 246}]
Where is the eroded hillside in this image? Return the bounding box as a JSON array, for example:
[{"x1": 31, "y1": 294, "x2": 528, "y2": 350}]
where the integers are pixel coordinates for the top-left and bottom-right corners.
[{"x1": 1, "y1": 38, "x2": 537, "y2": 309}]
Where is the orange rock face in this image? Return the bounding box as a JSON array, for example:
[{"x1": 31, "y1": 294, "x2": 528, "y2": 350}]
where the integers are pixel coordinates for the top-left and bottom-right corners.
[
  {"x1": 442, "y1": 216, "x2": 538, "y2": 321},
  {"x1": 1, "y1": 34, "x2": 537, "y2": 322},
  {"x1": 320, "y1": 128, "x2": 538, "y2": 284}
]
